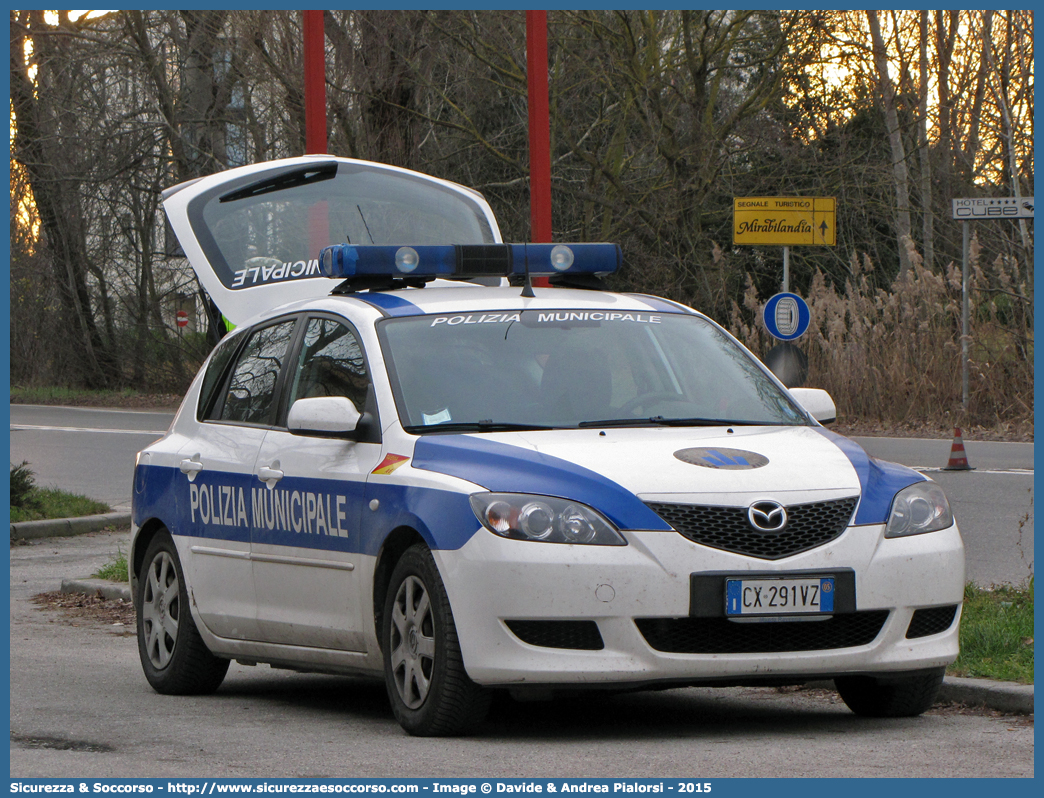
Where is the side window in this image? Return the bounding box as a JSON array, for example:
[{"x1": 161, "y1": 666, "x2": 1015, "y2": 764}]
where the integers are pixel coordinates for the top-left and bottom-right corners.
[
  {"x1": 196, "y1": 331, "x2": 244, "y2": 421},
  {"x1": 218, "y1": 320, "x2": 298, "y2": 425},
  {"x1": 288, "y1": 317, "x2": 370, "y2": 412}
]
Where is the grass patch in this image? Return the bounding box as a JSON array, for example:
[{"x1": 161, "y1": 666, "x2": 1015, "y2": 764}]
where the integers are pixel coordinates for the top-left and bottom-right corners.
[
  {"x1": 949, "y1": 580, "x2": 1034, "y2": 684},
  {"x1": 9, "y1": 464, "x2": 111, "y2": 525},
  {"x1": 10, "y1": 384, "x2": 170, "y2": 407},
  {"x1": 93, "y1": 548, "x2": 129, "y2": 583},
  {"x1": 11, "y1": 385, "x2": 182, "y2": 410},
  {"x1": 10, "y1": 487, "x2": 110, "y2": 523},
  {"x1": 12, "y1": 385, "x2": 143, "y2": 404}
]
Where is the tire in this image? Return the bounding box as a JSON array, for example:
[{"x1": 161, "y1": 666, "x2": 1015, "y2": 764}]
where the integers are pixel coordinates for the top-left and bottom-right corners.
[
  {"x1": 382, "y1": 544, "x2": 491, "y2": 736},
  {"x1": 136, "y1": 531, "x2": 230, "y2": 695},
  {"x1": 835, "y1": 670, "x2": 944, "y2": 718}
]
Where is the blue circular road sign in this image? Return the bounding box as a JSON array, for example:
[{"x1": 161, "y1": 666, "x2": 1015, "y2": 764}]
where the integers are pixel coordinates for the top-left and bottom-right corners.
[{"x1": 763, "y1": 292, "x2": 810, "y2": 340}]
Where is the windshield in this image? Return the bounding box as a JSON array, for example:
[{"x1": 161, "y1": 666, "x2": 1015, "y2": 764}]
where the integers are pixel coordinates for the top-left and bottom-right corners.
[
  {"x1": 379, "y1": 310, "x2": 809, "y2": 432},
  {"x1": 188, "y1": 162, "x2": 497, "y2": 291}
]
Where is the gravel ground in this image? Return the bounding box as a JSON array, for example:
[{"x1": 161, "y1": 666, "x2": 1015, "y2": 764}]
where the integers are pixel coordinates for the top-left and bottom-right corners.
[
  {"x1": 29, "y1": 591, "x2": 1033, "y2": 724},
  {"x1": 32, "y1": 590, "x2": 135, "y2": 631},
  {"x1": 833, "y1": 418, "x2": 1033, "y2": 443}
]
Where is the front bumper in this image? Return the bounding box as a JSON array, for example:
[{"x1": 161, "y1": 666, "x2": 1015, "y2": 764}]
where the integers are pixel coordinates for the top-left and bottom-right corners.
[{"x1": 436, "y1": 521, "x2": 965, "y2": 687}]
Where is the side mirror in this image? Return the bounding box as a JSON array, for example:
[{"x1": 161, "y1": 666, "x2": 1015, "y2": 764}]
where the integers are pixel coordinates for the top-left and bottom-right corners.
[
  {"x1": 789, "y1": 387, "x2": 836, "y2": 425},
  {"x1": 287, "y1": 396, "x2": 361, "y2": 437}
]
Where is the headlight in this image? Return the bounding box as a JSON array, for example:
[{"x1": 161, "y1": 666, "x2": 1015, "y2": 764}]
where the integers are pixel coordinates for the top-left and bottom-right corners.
[
  {"x1": 885, "y1": 481, "x2": 954, "y2": 538},
  {"x1": 470, "y1": 493, "x2": 626, "y2": 545}
]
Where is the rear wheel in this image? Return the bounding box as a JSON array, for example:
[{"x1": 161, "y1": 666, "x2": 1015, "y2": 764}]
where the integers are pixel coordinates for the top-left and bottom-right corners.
[
  {"x1": 835, "y1": 670, "x2": 944, "y2": 717},
  {"x1": 382, "y1": 544, "x2": 491, "y2": 736},
  {"x1": 136, "y1": 531, "x2": 229, "y2": 695}
]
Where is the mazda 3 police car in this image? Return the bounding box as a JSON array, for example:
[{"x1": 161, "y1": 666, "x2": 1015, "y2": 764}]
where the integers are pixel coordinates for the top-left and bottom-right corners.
[{"x1": 132, "y1": 155, "x2": 964, "y2": 736}]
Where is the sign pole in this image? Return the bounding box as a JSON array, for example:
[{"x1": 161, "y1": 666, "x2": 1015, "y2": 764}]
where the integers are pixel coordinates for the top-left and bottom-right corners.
[
  {"x1": 961, "y1": 220, "x2": 970, "y2": 410},
  {"x1": 782, "y1": 246, "x2": 790, "y2": 293},
  {"x1": 526, "y1": 11, "x2": 552, "y2": 244},
  {"x1": 302, "y1": 10, "x2": 327, "y2": 155}
]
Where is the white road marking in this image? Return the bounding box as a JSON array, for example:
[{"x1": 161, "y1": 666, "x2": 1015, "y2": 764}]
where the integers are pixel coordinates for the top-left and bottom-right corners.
[
  {"x1": 10, "y1": 424, "x2": 167, "y2": 435},
  {"x1": 915, "y1": 467, "x2": 1034, "y2": 475},
  {"x1": 13, "y1": 404, "x2": 174, "y2": 417}
]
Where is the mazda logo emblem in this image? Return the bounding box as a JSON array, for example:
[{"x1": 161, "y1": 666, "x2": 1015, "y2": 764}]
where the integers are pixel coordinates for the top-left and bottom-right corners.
[{"x1": 748, "y1": 501, "x2": 787, "y2": 532}]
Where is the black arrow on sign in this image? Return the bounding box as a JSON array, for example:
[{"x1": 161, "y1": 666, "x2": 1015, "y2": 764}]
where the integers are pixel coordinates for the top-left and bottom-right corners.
[{"x1": 819, "y1": 220, "x2": 829, "y2": 237}]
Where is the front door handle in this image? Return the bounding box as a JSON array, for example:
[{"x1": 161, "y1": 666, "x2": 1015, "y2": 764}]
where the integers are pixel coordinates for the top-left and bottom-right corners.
[
  {"x1": 258, "y1": 462, "x2": 284, "y2": 489},
  {"x1": 179, "y1": 455, "x2": 203, "y2": 481}
]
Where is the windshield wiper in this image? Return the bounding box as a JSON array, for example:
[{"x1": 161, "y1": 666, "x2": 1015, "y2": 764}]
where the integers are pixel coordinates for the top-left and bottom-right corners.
[
  {"x1": 578, "y1": 416, "x2": 759, "y2": 428},
  {"x1": 403, "y1": 421, "x2": 559, "y2": 434},
  {"x1": 219, "y1": 163, "x2": 337, "y2": 203}
]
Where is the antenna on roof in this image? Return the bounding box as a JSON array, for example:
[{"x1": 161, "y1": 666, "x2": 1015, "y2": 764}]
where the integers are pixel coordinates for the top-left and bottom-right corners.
[{"x1": 520, "y1": 249, "x2": 535, "y2": 297}]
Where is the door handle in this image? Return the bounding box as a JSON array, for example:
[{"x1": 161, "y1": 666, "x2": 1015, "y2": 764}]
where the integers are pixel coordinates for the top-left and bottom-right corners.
[
  {"x1": 258, "y1": 462, "x2": 284, "y2": 488},
  {"x1": 179, "y1": 455, "x2": 203, "y2": 481}
]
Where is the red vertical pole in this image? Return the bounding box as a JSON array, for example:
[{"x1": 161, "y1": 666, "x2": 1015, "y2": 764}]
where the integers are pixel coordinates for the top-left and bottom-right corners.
[
  {"x1": 303, "y1": 10, "x2": 327, "y2": 154},
  {"x1": 526, "y1": 10, "x2": 553, "y2": 250}
]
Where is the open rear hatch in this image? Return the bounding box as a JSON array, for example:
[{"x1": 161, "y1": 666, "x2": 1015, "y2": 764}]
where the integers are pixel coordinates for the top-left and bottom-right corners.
[{"x1": 162, "y1": 156, "x2": 502, "y2": 326}]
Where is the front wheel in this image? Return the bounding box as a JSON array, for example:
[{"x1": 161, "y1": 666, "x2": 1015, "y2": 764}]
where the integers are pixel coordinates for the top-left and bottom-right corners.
[
  {"x1": 382, "y1": 544, "x2": 491, "y2": 736},
  {"x1": 835, "y1": 670, "x2": 944, "y2": 717},
  {"x1": 136, "y1": 530, "x2": 229, "y2": 695}
]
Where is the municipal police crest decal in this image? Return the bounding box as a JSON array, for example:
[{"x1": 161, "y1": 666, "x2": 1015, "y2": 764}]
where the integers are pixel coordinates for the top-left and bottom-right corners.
[{"x1": 674, "y1": 447, "x2": 769, "y2": 469}]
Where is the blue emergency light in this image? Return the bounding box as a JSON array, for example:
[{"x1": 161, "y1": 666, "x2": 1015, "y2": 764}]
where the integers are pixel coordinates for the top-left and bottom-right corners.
[{"x1": 319, "y1": 243, "x2": 621, "y2": 281}]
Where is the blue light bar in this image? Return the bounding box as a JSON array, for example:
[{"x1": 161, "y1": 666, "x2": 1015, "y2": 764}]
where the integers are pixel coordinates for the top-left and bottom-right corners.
[{"x1": 319, "y1": 243, "x2": 621, "y2": 280}]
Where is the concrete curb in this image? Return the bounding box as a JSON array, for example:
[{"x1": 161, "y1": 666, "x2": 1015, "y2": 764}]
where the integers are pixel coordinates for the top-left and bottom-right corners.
[
  {"x1": 11, "y1": 512, "x2": 132, "y2": 541},
  {"x1": 937, "y1": 675, "x2": 1034, "y2": 715},
  {"x1": 60, "y1": 577, "x2": 132, "y2": 603},
  {"x1": 802, "y1": 677, "x2": 1032, "y2": 716}
]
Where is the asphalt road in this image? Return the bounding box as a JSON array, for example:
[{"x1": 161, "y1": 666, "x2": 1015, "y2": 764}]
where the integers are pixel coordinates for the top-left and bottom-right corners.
[
  {"x1": 851, "y1": 436, "x2": 1035, "y2": 587},
  {"x1": 9, "y1": 405, "x2": 1035, "y2": 585},
  {"x1": 10, "y1": 405, "x2": 171, "y2": 510},
  {"x1": 8, "y1": 529, "x2": 1035, "y2": 779}
]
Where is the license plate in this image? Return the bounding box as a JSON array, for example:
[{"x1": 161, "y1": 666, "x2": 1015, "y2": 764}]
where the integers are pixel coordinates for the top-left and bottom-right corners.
[{"x1": 725, "y1": 577, "x2": 834, "y2": 616}]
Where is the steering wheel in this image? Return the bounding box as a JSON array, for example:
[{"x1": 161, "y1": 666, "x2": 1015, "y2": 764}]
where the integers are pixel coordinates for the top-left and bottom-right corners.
[{"x1": 619, "y1": 392, "x2": 686, "y2": 416}]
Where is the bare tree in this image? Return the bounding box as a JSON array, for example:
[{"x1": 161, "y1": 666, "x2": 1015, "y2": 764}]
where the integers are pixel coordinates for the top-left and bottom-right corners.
[
  {"x1": 866, "y1": 10, "x2": 913, "y2": 280},
  {"x1": 917, "y1": 10, "x2": 934, "y2": 271},
  {"x1": 10, "y1": 10, "x2": 121, "y2": 387}
]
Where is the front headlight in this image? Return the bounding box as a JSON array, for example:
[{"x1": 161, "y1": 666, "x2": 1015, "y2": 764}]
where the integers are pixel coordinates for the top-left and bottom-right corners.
[
  {"x1": 470, "y1": 492, "x2": 626, "y2": 545},
  {"x1": 885, "y1": 481, "x2": 954, "y2": 538}
]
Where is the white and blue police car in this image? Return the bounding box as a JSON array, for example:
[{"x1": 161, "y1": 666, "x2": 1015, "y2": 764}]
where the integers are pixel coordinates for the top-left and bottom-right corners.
[{"x1": 132, "y1": 156, "x2": 965, "y2": 736}]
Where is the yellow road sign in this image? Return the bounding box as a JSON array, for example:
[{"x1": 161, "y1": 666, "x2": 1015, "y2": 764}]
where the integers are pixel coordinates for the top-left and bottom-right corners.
[{"x1": 733, "y1": 197, "x2": 836, "y2": 246}]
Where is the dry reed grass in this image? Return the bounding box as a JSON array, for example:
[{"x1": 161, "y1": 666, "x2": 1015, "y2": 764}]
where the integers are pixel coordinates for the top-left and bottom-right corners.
[{"x1": 728, "y1": 239, "x2": 1033, "y2": 438}]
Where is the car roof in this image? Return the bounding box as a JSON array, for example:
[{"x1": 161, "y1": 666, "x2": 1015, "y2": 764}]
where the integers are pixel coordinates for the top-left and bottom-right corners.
[{"x1": 239, "y1": 284, "x2": 697, "y2": 328}]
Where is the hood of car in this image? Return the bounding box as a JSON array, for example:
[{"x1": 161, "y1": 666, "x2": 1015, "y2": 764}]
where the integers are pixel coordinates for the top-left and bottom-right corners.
[
  {"x1": 411, "y1": 425, "x2": 925, "y2": 530},
  {"x1": 162, "y1": 156, "x2": 502, "y2": 327}
]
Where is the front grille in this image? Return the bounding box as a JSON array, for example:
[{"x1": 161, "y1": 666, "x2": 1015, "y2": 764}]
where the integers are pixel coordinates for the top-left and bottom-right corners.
[
  {"x1": 506, "y1": 620, "x2": 604, "y2": 651},
  {"x1": 646, "y1": 496, "x2": 859, "y2": 560},
  {"x1": 906, "y1": 605, "x2": 959, "y2": 639},
  {"x1": 635, "y1": 610, "x2": 889, "y2": 654}
]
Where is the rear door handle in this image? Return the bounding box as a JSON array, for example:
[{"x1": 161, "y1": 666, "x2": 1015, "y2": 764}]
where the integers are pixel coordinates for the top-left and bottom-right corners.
[
  {"x1": 258, "y1": 462, "x2": 284, "y2": 488},
  {"x1": 179, "y1": 455, "x2": 203, "y2": 481}
]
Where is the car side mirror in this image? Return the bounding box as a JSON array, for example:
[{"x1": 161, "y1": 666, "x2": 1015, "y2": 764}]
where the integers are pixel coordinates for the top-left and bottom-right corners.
[
  {"x1": 789, "y1": 387, "x2": 836, "y2": 425},
  {"x1": 287, "y1": 396, "x2": 361, "y2": 438}
]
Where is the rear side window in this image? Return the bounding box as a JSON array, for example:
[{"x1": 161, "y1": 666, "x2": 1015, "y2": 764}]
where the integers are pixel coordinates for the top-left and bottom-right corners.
[
  {"x1": 214, "y1": 320, "x2": 298, "y2": 425},
  {"x1": 196, "y1": 332, "x2": 244, "y2": 421}
]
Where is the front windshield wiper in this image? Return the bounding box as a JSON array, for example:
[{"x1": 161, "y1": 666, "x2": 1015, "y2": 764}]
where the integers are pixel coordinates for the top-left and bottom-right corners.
[
  {"x1": 578, "y1": 416, "x2": 762, "y2": 429},
  {"x1": 403, "y1": 421, "x2": 560, "y2": 434}
]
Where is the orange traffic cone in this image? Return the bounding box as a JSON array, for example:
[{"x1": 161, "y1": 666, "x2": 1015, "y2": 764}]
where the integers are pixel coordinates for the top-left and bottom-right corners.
[{"x1": 942, "y1": 427, "x2": 973, "y2": 471}]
